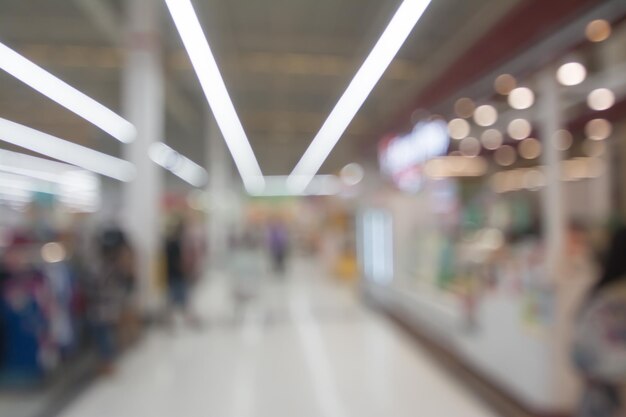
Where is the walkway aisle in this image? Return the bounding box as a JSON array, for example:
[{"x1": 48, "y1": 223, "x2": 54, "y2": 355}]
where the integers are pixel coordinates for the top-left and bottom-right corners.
[{"x1": 58, "y1": 259, "x2": 498, "y2": 417}]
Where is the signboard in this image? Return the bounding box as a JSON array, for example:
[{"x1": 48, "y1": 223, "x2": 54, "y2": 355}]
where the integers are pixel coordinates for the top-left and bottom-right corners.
[{"x1": 378, "y1": 120, "x2": 450, "y2": 192}]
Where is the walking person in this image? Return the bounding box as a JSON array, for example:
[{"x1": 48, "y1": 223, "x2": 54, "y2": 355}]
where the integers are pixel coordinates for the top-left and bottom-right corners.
[
  {"x1": 164, "y1": 218, "x2": 198, "y2": 327},
  {"x1": 267, "y1": 217, "x2": 289, "y2": 276}
]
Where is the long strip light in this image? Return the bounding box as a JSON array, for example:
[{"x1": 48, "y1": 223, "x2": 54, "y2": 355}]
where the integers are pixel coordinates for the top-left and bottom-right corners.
[
  {"x1": 0, "y1": 42, "x2": 136, "y2": 143},
  {"x1": 0, "y1": 148, "x2": 96, "y2": 184},
  {"x1": 288, "y1": 0, "x2": 432, "y2": 192},
  {"x1": 149, "y1": 142, "x2": 208, "y2": 187},
  {"x1": 0, "y1": 118, "x2": 136, "y2": 182},
  {"x1": 163, "y1": 0, "x2": 263, "y2": 192}
]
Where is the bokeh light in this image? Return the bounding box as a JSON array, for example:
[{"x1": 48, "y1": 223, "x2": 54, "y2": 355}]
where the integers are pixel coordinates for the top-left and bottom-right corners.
[
  {"x1": 459, "y1": 137, "x2": 481, "y2": 157},
  {"x1": 473, "y1": 105, "x2": 498, "y2": 127},
  {"x1": 587, "y1": 88, "x2": 615, "y2": 111},
  {"x1": 454, "y1": 98, "x2": 475, "y2": 119},
  {"x1": 481, "y1": 129, "x2": 503, "y2": 150},
  {"x1": 585, "y1": 118, "x2": 612, "y2": 140},
  {"x1": 41, "y1": 242, "x2": 67, "y2": 263},
  {"x1": 557, "y1": 62, "x2": 587, "y2": 86},
  {"x1": 586, "y1": 19, "x2": 611, "y2": 43},
  {"x1": 494, "y1": 145, "x2": 517, "y2": 167},
  {"x1": 554, "y1": 129, "x2": 573, "y2": 151},
  {"x1": 494, "y1": 74, "x2": 517, "y2": 95},
  {"x1": 508, "y1": 87, "x2": 534, "y2": 110},
  {"x1": 340, "y1": 163, "x2": 365, "y2": 186},
  {"x1": 519, "y1": 138, "x2": 542, "y2": 160},
  {"x1": 448, "y1": 118, "x2": 471, "y2": 139},
  {"x1": 507, "y1": 118, "x2": 532, "y2": 140}
]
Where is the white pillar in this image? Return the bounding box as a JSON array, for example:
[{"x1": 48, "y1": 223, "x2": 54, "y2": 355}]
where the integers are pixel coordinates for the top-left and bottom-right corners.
[
  {"x1": 539, "y1": 69, "x2": 579, "y2": 410},
  {"x1": 205, "y1": 115, "x2": 231, "y2": 266},
  {"x1": 122, "y1": 0, "x2": 164, "y2": 313},
  {"x1": 539, "y1": 70, "x2": 566, "y2": 282}
]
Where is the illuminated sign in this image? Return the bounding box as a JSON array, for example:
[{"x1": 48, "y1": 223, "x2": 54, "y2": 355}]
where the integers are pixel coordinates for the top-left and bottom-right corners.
[{"x1": 378, "y1": 120, "x2": 450, "y2": 192}]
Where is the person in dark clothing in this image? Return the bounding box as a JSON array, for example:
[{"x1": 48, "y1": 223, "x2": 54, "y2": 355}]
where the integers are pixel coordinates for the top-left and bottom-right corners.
[
  {"x1": 267, "y1": 218, "x2": 289, "y2": 275},
  {"x1": 88, "y1": 227, "x2": 134, "y2": 373},
  {"x1": 164, "y1": 219, "x2": 197, "y2": 326}
]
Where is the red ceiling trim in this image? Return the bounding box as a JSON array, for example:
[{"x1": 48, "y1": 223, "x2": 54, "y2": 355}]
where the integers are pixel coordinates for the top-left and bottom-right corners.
[{"x1": 391, "y1": 0, "x2": 599, "y2": 131}]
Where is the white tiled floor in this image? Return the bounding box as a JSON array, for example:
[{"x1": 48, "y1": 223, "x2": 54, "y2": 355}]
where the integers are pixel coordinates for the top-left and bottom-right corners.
[{"x1": 58, "y1": 259, "x2": 498, "y2": 417}]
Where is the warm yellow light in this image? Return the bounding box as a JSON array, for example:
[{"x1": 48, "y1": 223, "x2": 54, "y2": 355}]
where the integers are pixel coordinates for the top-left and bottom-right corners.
[
  {"x1": 448, "y1": 118, "x2": 471, "y2": 139},
  {"x1": 425, "y1": 156, "x2": 487, "y2": 178},
  {"x1": 524, "y1": 169, "x2": 545, "y2": 190},
  {"x1": 586, "y1": 19, "x2": 611, "y2": 43},
  {"x1": 587, "y1": 88, "x2": 615, "y2": 111},
  {"x1": 459, "y1": 136, "x2": 481, "y2": 157},
  {"x1": 507, "y1": 118, "x2": 532, "y2": 140},
  {"x1": 454, "y1": 98, "x2": 475, "y2": 119},
  {"x1": 494, "y1": 74, "x2": 517, "y2": 95},
  {"x1": 519, "y1": 138, "x2": 542, "y2": 160},
  {"x1": 41, "y1": 242, "x2": 66, "y2": 263},
  {"x1": 585, "y1": 118, "x2": 612, "y2": 140},
  {"x1": 494, "y1": 145, "x2": 516, "y2": 167},
  {"x1": 340, "y1": 163, "x2": 365, "y2": 186},
  {"x1": 473, "y1": 105, "x2": 497, "y2": 127},
  {"x1": 508, "y1": 87, "x2": 534, "y2": 110},
  {"x1": 554, "y1": 129, "x2": 573, "y2": 151},
  {"x1": 481, "y1": 129, "x2": 503, "y2": 150}
]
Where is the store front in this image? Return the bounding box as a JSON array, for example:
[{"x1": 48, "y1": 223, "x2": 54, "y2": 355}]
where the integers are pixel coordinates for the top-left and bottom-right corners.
[{"x1": 360, "y1": 11, "x2": 626, "y2": 416}]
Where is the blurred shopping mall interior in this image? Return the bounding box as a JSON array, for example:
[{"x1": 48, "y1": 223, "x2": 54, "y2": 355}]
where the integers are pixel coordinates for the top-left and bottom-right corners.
[{"x1": 1, "y1": 0, "x2": 626, "y2": 416}]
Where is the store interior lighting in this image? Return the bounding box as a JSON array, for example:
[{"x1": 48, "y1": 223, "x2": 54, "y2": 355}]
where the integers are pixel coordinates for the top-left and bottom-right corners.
[
  {"x1": 508, "y1": 87, "x2": 535, "y2": 110},
  {"x1": 473, "y1": 104, "x2": 498, "y2": 127},
  {"x1": 454, "y1": 98, "x2": 475, "y2": 118},
  {"x1": 0, "y1": 148, "x2": 89, "y2": 181},
  {"x1": 288, "y1": 0, "x2": 433, "y2": 193},
  {"x1": 481, "y1": 129, "x2": 503, "y2": 150},
  {"x1": 494, "y1": 74, "x2": 517, "y2": 95},
  {"x1": 0, "y1": 169, "x2": 100, "y2": 211},
  {"x1": 587, "y1": 88, "x2": 615, "y2": 111},
  {"x1": 340, "y1": 163, "x2": 365, "y2": 186},
  {"x1": 557, "y1": 62, "x2": 587, "y2": 86},
  {"x1": 424, "y1": 156, "x2": 488, "y2": 178},
  {"x1": 163, "y1": 0, "x2": 263, "y2": 193},
  {"x1": 249, "y1": 175, "x2": 342, "y2": 197},
  {"x1": 0, "y1": 117, "x2": 136, "y2": 182},
  {"x1": 0, "y1": 41, "x2": 136, "y2": 143},
  {"x1": 448, "y1": 118, "x2": 471, "y2": 140},
  {"x1": 149, "y1": 142, "x2": 209, "y2": 187},
  {"x1": 585, "y1": 118, "x2": 612, "y2": 140}
]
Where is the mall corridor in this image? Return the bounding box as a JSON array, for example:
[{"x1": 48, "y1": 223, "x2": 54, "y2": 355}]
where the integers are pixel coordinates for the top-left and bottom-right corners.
[
  {"x1": 57, "y1": 260, "x2": 497, "y2": 417},
  {"x1": 3, "y1": 0, "x2": 626, "y2": 416}
]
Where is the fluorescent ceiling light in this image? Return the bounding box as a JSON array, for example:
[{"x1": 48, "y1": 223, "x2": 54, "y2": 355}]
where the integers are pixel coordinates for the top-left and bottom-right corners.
[
  {"x1": 0, "y1": 42, "x2": 136, "y2": 143},
  {"x1": 163, "y1": 0, "x2": 263, "y2": 192},
  {"x1": 249, "y1": 175, "x2": 341, "y2": 197},
  {"x1": 149, "y1": 142, "x2": 208, "y2": 187},
  {"x1": 0, "y1": 148, "x2": 99, "y2": 188},
  {"x1": 0, "y1": 117, "x2": 136, "y2": 182},
  {"x1": 288, "y1": 0, "x2": 432, "y2": 192}
]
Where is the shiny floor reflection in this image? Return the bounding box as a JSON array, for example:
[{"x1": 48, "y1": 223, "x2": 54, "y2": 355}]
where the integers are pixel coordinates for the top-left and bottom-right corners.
[{"x1": 58, "y1": 259, "x2": 498, "y2": 417}]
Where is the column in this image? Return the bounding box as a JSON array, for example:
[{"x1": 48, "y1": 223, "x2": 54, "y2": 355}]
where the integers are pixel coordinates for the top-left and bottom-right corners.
[
  {"x1": 539, "y1": 70, "x2": 566, "y2": 282},
  {"x1": 205, "y1": 114, "x2": 231, "y2": 267},
  {"x1": 122, "y1": 0, "x2": 164, "y2": 314},
  {"x1": 538, "y1": 68, "x2": 572, "y2": 409}
]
